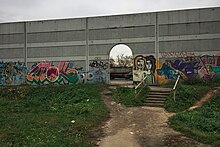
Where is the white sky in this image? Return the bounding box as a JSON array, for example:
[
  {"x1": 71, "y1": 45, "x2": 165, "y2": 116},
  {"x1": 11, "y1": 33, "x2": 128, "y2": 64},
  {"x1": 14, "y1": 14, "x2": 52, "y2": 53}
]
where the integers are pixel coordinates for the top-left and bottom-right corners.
[
  {"x1": 110, "y1": 44, "x2": 133, "y2": 59},
  {"x1": 0, "y1": 0, "x2": 219, "y2": 23}
]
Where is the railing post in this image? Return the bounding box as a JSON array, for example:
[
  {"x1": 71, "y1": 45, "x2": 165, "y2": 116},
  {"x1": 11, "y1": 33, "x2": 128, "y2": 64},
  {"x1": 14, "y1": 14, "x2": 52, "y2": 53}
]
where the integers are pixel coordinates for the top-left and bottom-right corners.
[{"x1": 173, "y1": 75, "x2": 180, "y2": 102}]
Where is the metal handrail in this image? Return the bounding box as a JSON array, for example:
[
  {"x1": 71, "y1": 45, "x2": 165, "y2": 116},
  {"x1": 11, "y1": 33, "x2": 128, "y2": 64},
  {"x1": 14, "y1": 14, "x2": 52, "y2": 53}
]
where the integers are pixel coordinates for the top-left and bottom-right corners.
[
  {"x1": 135, "y1": 76, "x2": 147, "y2": 90},
  {"x1": 173, "y1": 75, "x2": 180, "y2": 90},
  {"x1": 135, "y1": 82, "x2": 147, "y2": 97},
  {"x1": 173, "y1": 75, "x2": 180, "y2": 102}
]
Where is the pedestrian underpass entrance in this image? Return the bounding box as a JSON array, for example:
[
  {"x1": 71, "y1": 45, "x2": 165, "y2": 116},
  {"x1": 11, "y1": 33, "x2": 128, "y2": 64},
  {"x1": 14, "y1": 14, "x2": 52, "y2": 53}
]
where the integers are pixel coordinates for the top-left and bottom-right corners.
[{"x1": 109, "y1": 44, "x2": 133, "y2": 85}]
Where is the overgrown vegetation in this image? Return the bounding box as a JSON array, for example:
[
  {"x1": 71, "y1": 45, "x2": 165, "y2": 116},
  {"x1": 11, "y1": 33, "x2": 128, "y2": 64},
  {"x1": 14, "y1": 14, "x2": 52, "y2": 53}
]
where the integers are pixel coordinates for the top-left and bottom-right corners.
[
  {"x1": 169, "y1": 93, "x2": 220, "y2": 145},
  {"x1": 162, "y1": 76, "x2": 220, "y2": 145},
  {"x1": 164, "y1": 84, "x2": 211, "y2": 112},
  {"x1": 0, "y1": 84, "x2": 108, "y2": 146},
  {"x1": 112, "y1": 86, "x2": 150, "y2": 106},
  {"x1": 182, "y1": 76, "x2": 220, "y2": 87}
]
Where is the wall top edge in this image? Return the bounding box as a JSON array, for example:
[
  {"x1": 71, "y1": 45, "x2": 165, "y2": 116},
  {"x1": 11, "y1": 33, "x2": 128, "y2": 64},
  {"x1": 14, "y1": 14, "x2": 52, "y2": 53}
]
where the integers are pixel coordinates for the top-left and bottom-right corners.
[{"x1": 0, "y1": 7, "x2": 219, "y2": 25}]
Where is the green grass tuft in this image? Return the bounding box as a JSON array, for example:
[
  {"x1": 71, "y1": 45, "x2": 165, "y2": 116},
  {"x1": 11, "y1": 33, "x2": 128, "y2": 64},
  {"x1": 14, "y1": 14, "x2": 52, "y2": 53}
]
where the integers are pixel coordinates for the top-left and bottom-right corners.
[{"x1": 111, "y1": 86, "x2": 150, "y2": 106}]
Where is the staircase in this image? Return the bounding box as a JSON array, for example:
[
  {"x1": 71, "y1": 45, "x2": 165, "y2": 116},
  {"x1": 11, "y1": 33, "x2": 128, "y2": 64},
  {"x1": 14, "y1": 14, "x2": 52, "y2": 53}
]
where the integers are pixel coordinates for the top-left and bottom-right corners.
[{"x1": 144, "y1": 86, "x2": 172, "y2": 107}]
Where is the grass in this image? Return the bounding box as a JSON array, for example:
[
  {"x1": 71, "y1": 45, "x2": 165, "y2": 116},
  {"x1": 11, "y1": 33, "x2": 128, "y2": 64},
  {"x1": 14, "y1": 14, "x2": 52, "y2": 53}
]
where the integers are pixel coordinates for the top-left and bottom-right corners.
[
  {"x1": 182, "y1": 76, "x2": 220, "y2": 87},
  {"x1": 0, "y1": 84, "x2": 109, "y2": 146},
  {"x1": 162, "y1": 77, "x2": 220, "y2": 145},
  {"x1": 169, "y1": 93, "x2": 220, "y2": 145},
  {"x1": 111, "y1": 86, "x2": 150, "y2": 106},
  {"x1": 164, "y1": 84, "x2": 211, "y2": 112}
]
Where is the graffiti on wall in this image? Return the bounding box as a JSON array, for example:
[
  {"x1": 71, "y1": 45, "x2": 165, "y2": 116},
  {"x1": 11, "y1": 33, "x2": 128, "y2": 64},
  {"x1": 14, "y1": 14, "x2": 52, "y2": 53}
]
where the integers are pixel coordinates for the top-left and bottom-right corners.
[
  {"x1": 133, "y1": 55, "x2": 156, "y2": 84},
  {"x1": 1, "y1": 54, "x2": 218, "y2": 86},
  {"x1": 0, "y1": 61, "x2": 26, "y2": 85},
  {"x1": 89, "y1": 57, "x2": 109, "y2": 70},
  {"x1": 27, "y1": 59, "x2": 108, "y2": 85},
  {"x1": 27, "y1": 61, "x2": 79, "y2": 84},
  {"x1": 161, "y1": 52, "x2": 195, "y2": 58},
  {"x1": 157, "y1": 59, "x2": 198, "y2": 79},
  {"x1": 157, "y1": 55, "x2": 220, "y2": 81},
  {"x1": 198, "y1": 55, "x2": 220, "y2": 80},
  {"x1": 79, "y1": 70, "x2": 107, "y2": 83},
  {"x1": 88, "y1": 57, "x2": 108, "y2": 83}
]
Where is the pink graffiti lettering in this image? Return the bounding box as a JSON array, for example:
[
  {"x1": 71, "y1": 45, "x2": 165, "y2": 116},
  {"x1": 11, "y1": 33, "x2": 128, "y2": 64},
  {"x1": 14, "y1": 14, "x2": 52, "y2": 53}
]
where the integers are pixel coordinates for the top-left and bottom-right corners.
[
  {"x1": 198, "y1": 55, "x2": 220, "y2": 80},
  {"x1": 200, "y1": 55, "x2": 220, "y2": 66},
  {"x1": 27, "y1": 61, "x2": 79, "y2": 84},
  {"x1": 46, "y1": 66, "x2": 59, "y2": 82},
  {"x1": 161, "y1": 52, "x2": 195, "y2": 58}
]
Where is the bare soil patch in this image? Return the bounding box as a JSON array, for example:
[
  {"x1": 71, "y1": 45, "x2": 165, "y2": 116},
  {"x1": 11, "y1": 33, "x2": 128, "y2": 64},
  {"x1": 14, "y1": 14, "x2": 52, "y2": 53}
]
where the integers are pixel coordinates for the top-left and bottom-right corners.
[
  {"x1": 98, "y1": 88, "x2": 209, "y2": 147},
  {"x1": 189, "y1": 87, "x2": 220, "y2": 110}
]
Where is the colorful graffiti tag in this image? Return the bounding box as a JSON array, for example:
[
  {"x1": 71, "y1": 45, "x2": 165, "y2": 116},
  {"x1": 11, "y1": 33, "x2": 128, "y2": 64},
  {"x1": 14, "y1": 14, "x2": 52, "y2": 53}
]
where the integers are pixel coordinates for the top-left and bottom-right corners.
[
  {"x1": 157, "y1": 59, "x2": 198, "y2": 79},
  {"x1": 88, "y1": 58, "x2": 108, "y2": 83},
  {"x1": 0, "y1": 61, "x2": 27, "y2": 85},
  {"x1": 27, "y1": 60, "x2": 108, "y2": 85},
  {"x1": 27, "y1": 61, "x2": 79, "y2": 84},
  {"x1": 1, "y1": 54, "x2": 218, "y2": 86},
  {"x1": 157, "y1": 55, "x2": 220, "y2": 81},
  {"x1": 89, "y1": 58, "x2": 109, "y2": 70},
  {"x1": 79, "y1": 70, "x2": 107, "y2": 83},
  {"x1": 161, "y1": 52, "x2": 195, "y2": 58},
  {"x1": 198, "y1": 55, "x2": 220, "y2": 80},
  {"x1": 133, "y1": 55, "x2": 156, "y2": 84}
]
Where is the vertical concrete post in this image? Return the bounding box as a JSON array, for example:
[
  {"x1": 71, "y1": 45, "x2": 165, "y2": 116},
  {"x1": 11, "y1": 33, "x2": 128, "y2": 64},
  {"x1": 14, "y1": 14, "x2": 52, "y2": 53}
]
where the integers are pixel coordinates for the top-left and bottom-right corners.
[
  {"x1": 24, "y1": 22, "x2": 27, "y2": 66},
  {"x1": 24, "y1": 22, "x2": 28, "y2": 84},
  {"x1": 85, "y1": 18, "x2": 89, "y2": 83},
  {"x1": 155, "y1": 13, "x2": 159, "y2": 85}
]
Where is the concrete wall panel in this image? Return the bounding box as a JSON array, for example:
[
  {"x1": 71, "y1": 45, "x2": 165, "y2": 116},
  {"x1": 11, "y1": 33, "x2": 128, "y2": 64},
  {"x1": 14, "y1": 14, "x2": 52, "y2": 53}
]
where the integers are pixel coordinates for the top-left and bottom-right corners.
[
  {"x1": 0, "y1": 33, "x2": 24, "y2": 44},
  {"x1": 0, "y1": 48, "x2": 24, "y2": 59},
  {"x1": 158, "y1": 7, "x2": 220, "y2": 24},
  {"x1": 89, "y1": 25, "x2": 155, "y2": 40},
  {"x1": 199, "y1": 7, "x2": 220, "y2": 22},
  {"x1": 127, "y1": 42, "x2": 155, "y2": 54},
  {"x1": 160, "y1": 21, "x2": 220, "y2": 36},
  {"x1": 27, "y1": 18, "x2": 86, "y2": 33},
  {"x1": 199, "y1": 21, "x2": 220, "y2": 34},
  {"x1": 0, "y1": 22, "x2": 24, "y2": 34},
  {"x1": 88, "y1": 13, "x2": 156, "y2": 29},
  {"x1": 28, "y1": 46, "x2": 86, "y2": 58},
  {"x1": 160, "y1": 39, "x2": 220, "y2": 52},
  {"x1": 89, "y1": 44, "x2": 114, "y2": 56},
  {"x1": 27, "y1": 30, "x2": 85, "y2": 43}
]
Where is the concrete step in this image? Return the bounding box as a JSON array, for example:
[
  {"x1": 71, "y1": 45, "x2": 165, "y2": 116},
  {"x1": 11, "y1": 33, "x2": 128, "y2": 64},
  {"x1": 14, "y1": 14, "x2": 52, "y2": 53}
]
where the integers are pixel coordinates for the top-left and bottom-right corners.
[
  {"x1": 144, "y1": 100, "x2": 165, "y2": 103},
  {"x1": 146, "y1": 97, "x2": 166, "y2": 101},
  {"x1": 149, "y1": 92, "x2": 171, "y2": 95},
  {"x1": 149, "y1": 90, "x2": 172, "y2": 94},
  {"x1": 143, "y1": 102, "x2": 164, "y2": 107},
  {"x1": 143, "y1": 86, "x2": 172, "y2": 108},
  {"x1": 149, "y1": 86, "x2": 172, "y2": 92},
  {"x1": 147, "y1": 94, "x2": 168, "y2": 98}
]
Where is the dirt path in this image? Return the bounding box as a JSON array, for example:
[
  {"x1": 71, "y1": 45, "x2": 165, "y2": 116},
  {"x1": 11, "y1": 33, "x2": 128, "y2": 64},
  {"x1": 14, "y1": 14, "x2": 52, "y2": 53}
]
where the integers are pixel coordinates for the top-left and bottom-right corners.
[
  {"x1": 189, "y1": 87, "x2": 220, "y2": 110},
  {"x1": 97, "y1": 88, "x2": 209, "y2": 147}
]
